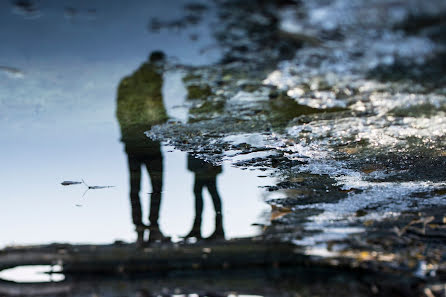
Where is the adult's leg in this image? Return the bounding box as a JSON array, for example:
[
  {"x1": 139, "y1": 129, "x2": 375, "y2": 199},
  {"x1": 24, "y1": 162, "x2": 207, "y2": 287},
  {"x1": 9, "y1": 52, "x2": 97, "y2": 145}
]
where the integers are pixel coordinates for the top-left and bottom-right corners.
[
  {"x1": 144, "y1": 146, "x2": 170, "y2": 243},
  {"x1": 127, "y1": 154, "x2": 144, "y2": 245},
  {"x1": 145, "y1": 152, "x2": 163, "y2": 229}
]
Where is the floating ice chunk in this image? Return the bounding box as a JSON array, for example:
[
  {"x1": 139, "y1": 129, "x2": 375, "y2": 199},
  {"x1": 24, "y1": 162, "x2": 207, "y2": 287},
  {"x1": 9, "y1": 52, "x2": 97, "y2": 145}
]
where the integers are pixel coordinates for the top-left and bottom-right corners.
[
  {"x1": 224, "y1": 133, "x2": 270, "y2": 148},
  {"x1": 230, "y1": 151, "x2": 279, "y2": 163},
  {"x1": 229, "y1": 91, "x2": 267, "y2": 102},
  {"x1": 294, "y1": 96, "x2": 347, "y2": 109},
  {"x1": 287, "y1": 87, "x2": 305, "y2": 98},
  {"x1": 293, "y1": 227, "x2": 364, "y2": 246}
]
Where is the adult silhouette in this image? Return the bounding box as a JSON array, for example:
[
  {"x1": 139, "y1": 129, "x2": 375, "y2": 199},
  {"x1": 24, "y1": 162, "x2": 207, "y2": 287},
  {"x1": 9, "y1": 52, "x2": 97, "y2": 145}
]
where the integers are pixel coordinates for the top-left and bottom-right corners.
[{"x1": 116, "y1": 51, "x2": 169, "y2": 246}]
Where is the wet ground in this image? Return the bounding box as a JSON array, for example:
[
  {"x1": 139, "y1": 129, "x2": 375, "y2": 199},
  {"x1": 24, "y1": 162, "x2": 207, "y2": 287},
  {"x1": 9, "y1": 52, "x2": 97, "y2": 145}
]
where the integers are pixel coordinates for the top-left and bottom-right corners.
[{"x1": 1, "y1": 0, "x2": 446, "y2": 296}]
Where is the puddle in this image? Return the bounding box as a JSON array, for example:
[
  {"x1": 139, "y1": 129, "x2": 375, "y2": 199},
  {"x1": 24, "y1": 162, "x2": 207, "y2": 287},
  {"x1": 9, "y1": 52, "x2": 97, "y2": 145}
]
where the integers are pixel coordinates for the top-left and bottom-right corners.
[
  {"x1": 2, "y1": 0, "x2": 446, "y2": 295},
  {"x1": 0, "y1": 112, "x2": 274, "y2": 248},
  {"x1": 0, "y1": 26, "x2": 274, "y2": 247}
]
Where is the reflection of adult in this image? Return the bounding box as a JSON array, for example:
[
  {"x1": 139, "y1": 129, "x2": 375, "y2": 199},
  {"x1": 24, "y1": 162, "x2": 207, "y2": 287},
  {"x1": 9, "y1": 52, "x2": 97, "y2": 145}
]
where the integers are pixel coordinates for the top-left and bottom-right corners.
[
  {"x1": 185, "y1": 154, "x2": 225, "y2": 240},
  {"x1": 116, "y1": 51, "x2": 169, "y2": 246}
]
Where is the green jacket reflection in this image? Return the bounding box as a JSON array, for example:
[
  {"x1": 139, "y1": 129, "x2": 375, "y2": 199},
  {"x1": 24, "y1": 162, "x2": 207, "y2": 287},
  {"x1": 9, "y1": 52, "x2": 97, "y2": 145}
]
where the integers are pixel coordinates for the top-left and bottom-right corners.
[{"x1": 116, "y1": 62, "x2": 168, "y2": 146}]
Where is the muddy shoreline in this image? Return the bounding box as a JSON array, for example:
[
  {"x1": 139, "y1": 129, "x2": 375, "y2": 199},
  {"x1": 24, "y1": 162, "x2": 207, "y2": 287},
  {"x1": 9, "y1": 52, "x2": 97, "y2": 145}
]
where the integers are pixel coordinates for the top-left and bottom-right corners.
[{"x1": 0, "y1": 239, "x2": 431, "y2": 297}]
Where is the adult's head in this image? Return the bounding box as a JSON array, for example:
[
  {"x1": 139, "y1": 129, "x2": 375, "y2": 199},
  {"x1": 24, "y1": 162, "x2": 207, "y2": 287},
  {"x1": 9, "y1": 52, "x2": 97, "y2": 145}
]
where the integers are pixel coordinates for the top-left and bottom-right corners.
[{"x1": 149, "y1": 51, "x2": 166, "y2": 64}]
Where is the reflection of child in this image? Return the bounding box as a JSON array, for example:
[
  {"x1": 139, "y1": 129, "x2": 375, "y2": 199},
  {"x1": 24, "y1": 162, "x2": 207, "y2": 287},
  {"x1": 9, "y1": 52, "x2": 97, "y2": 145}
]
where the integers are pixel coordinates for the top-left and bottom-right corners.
[
  {"x1": 185, "y1": 154, "x2": 225, "y2": 240},
  {"x1": 188, "y1": 154, "x2": 222, "y2": 176}
]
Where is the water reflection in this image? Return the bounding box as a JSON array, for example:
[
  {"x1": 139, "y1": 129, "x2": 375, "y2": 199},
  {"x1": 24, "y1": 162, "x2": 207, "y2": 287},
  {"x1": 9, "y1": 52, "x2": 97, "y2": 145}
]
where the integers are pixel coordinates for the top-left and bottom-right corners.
[
  {"x1": 117, "y1": 51, "x2": 229, "y2": 245},
  {"x1": 185, "y1": 154, "x2": 224, "y2": 240},
  {"x1": 0, "y1": 266, "x2": 416, "y2": 297},
  {"x1": 117, "y1": 51, "x2": 169, "y2": 246},
  {"x1": 0, "y1": 0, "x2": 277, "y2": 248}
]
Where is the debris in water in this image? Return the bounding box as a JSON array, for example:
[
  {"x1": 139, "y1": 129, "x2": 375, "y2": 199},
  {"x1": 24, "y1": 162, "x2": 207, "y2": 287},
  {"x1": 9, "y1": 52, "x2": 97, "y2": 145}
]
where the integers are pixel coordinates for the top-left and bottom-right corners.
[
  {"x1": 12, "y1": 0, "x2": 41, "y2": 19},
  {"x1": 394, "y1": 216, "x2": 435, "y2": 237},
  {"x1": 184, "y1": 3, "x2": 208, "y2": 13},
  {"x1": 64, "y1": 7, "x2": 77, "y2": 20},
  {"x1": 0, "y1": 66, "x2": 24, "y2": 78},
  {"x1": 64, "y1": 7, "x2": 97, "y2": 21},
  {"x1": 61, "y1": 179, "x2": 114, "y2": 198},
  {"x1": 61, "y1": 181, "x2": 82, "y2": 186},
  {"x1": 81, "y1": 179, "x2": 114, "y2": 190},
  {"x1": 81, "y1": 179, "x2": 114, "y2": 197},
  {"x1": 270, "y1": 205, "x2": 292, "y2": 221}
]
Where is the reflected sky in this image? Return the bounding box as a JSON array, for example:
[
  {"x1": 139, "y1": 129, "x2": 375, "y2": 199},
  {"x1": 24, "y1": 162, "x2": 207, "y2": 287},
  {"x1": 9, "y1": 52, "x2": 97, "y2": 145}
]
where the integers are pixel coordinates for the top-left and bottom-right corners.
[
  {"x1": 0, "y1": 0, "x2": 275, "y2": 247},
  {"x1": 0, "y1": 265, "x2": 64, "y2": 283}
]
